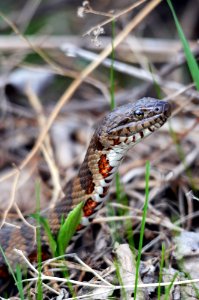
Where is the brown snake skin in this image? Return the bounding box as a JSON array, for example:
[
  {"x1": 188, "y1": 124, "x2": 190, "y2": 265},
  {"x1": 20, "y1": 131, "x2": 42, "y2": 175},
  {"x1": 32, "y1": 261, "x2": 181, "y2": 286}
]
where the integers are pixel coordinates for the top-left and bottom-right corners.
[{"x1": 0, "y1": 97, "x2": 171, "y2": 277}]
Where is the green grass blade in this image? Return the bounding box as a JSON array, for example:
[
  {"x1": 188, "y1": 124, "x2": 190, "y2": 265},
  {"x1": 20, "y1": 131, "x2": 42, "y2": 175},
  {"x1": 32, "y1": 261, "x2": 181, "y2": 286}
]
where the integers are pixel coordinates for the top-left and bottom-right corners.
[
  {"x1": 0, "y1": 247, "x2": 25, "y2": 298},
  {"x1": 164, "y1": 272, "x2": 178, "y2": 300},
  {"x1": 184, "y1": 272, "x2": 199, "y2": 298},
  {"x1": 115, "y1": 172, "x2": 121, "y2": 203},
  {"x1": 114, "y1": 258, "x2": 127, "y2": 300},
  {"x1": 57, "y1": 201, "x2": 84, "y2": 256},
  {"x1": 16, "y1": 264, "x2": 25, "y2": 300},
  {"x1": 167, "y1": 0, "x2": 199, "y2": 90},
  {"x1": 134, "y1": 160, "x2": 150, "y2": 300},
  {"x1": 35, "y1": 180, "x2": 43, "y2": 300},
  {"x1": 57, "y1": 201, "x2": 83, "y2": 298},
  {"x1": 37, "y1": 216, "x2": 57, "y2": 256},
  {"x1": 158, "y1": 242, "x2": 165, "y2": 299},
  {"x1": 0, "y1": 245, "x2": 17, "y2": 285},
  {"x1": 31, "y1": 214, "x2": 57, "y2": 256}
]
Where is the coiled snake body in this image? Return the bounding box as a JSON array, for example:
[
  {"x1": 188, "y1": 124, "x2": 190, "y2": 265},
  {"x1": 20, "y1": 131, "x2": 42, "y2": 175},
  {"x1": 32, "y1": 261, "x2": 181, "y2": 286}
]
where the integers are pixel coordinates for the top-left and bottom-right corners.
[{"x1": 0, "y1": 98, "x2": 171, "y2": 277}]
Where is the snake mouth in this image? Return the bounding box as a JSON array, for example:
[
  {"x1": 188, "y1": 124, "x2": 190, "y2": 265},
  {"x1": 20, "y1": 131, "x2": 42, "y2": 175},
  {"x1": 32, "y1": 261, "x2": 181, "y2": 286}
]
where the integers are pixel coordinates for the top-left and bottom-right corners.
[
  {"x1": 148, "y1": 118, "x2": 166, "y2": 132},
  {"x1": 125, "y1": 114, "x2": 168, "y2": 143},
  {"x1": 110, "y1": 114, "x2": 167, "y2": 136},
  {"x1": 148, "y1": 126, "x2": 156, "y2": 132}
]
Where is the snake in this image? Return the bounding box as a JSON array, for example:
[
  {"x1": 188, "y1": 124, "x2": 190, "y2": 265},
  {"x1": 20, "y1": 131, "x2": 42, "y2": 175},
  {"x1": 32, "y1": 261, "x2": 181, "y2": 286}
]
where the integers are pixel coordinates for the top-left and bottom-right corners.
[{"x1": 0, "y1": 97, "x2": 171, "y2": 278}]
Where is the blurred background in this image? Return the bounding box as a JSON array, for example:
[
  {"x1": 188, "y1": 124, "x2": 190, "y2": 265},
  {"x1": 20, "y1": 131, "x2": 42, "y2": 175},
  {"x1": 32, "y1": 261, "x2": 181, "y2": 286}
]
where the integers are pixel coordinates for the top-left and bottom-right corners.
[{"x1": 0, "y1": 1, "x2": 199, "y2": 297}]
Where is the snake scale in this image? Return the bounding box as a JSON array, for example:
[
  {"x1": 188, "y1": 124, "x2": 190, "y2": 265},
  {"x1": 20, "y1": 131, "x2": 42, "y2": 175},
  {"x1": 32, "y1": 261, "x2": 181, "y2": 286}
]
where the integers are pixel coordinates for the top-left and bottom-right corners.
[{"x1": 0, "y1": 97, "x2": 171, "y2": 278}]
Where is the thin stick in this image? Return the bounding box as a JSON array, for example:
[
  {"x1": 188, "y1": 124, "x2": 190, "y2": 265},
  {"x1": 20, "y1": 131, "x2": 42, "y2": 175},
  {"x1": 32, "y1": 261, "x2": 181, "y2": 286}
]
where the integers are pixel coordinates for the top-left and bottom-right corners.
[
  {"x1": 22, "y1": 275, "x2": 199, "y2": 289},
  {"x1": 43, "y1": 253, "x2": 113, "y2": 287},
  {"x1": 14, "y1": 249, "x2": 39, "y2": 274},
  {"x1": 0, "y1": 168, "x2": 20, "y2": 228},
  {"x1": 14, "y1": 203, "x2": 37, "y2": 243}
]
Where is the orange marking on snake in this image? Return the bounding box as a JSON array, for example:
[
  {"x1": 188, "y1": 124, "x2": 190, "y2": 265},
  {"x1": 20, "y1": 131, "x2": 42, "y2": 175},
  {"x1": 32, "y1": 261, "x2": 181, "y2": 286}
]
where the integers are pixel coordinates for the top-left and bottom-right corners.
[
  {"x1": 98, "y1": 154, "x2": 113, "y2": 178},
  {"x1": 83, "y1": 198, "x2": 98, "y2": 217}
]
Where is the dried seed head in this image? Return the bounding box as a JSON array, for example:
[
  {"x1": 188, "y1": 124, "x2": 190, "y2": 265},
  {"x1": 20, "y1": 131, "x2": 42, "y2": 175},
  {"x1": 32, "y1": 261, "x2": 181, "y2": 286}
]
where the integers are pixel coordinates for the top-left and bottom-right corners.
[
  {"x1": 90, "y1": 26, "x2": 105, "y2": 47},
  {"x1": 82, "y1": 1, "x2": 90, "y2": 8},
  {"x1": 77, "y1": 7, "x2": 85, "y2": 18}
]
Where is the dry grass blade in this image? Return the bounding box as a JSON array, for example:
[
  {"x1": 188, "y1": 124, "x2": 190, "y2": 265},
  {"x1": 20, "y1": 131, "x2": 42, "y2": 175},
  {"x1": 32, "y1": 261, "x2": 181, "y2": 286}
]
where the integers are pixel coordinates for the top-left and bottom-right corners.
[
  {"x1": 0, "y1": 168, "x2": 20, "y2": 228},
  {"x1": 25, "y1": 85, "x2": 63, "y2": 204}
]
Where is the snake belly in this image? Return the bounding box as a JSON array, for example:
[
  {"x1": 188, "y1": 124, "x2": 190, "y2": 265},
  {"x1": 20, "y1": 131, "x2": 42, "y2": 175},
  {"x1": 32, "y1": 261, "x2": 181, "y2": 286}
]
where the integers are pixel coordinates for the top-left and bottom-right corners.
[{"x1": 0, "y1": 97, "x2": 171, "y2": 276}]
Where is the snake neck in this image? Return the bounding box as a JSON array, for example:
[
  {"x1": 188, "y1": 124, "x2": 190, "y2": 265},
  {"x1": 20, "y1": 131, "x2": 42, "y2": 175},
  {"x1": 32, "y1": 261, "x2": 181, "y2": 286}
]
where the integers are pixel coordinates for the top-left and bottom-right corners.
[
  {"x1": 48, "y1": 134, "x2": 127, "y2": 235},
  {"x1": 48, "y1": 125, "x2": 154, "y2": 236}
]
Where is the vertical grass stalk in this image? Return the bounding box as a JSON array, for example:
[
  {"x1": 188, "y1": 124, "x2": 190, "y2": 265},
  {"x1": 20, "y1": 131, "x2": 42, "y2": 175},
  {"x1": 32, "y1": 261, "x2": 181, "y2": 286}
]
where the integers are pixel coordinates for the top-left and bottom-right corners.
[
  {"x1": 167, "y1": 0, "x2": 199, "y2": 90},
  {"x1": 134, "y1": 160, "x2": 150, "y2": 299},
  {"x1": 16, "y1": 265, "x2": 25, "y2": 300},
  {"x1": 164, "y1": 272, "x2": 178, "y2": 300},
  {"x1": 35, "y1": 180, "x2": 43, "y2": 300},
  {"x1": 0, "y1": 245, "x2": 24, "y2": 298},
  {"x1": 158, "y1": 242, "x2": 165, "y2": 299}
]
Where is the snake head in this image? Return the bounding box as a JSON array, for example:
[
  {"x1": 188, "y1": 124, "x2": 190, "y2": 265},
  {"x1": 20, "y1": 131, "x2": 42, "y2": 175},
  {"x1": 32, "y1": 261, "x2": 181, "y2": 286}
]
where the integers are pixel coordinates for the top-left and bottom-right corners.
[{"x1": 97, "y1": 97, "x2": 171, "y2": 148}]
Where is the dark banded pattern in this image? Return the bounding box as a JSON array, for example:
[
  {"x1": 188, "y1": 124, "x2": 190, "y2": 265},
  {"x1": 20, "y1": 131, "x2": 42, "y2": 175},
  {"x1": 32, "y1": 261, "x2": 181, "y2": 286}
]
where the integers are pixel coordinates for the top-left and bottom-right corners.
[{"x1": 0, "y1": 98, "x2": 171, "y2": 275}]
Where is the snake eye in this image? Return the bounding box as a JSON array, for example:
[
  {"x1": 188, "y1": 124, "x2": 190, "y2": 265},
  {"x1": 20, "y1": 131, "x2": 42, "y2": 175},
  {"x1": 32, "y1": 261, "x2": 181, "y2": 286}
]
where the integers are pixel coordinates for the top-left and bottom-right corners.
[
  {"x1": 134, "y1": 109, "x2": 144, "y2": 119},
  {"x1": 154, "y1": 107, "x2": 161, "y2": 113}
]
